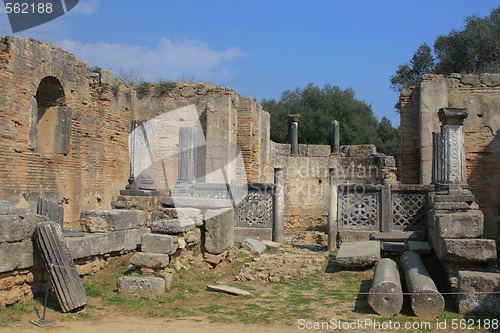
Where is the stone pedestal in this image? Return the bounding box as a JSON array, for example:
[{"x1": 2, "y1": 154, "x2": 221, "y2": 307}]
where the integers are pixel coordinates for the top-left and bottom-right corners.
[
  {"x1": 328, "y1": 168, "x2": 338, "y2": 250},
  {"x1": 287, "y1": 114, "x2": 300, "y2": 156},
  {"x1": 177, "y1": 127, "x2": 198, "y2": 185}
]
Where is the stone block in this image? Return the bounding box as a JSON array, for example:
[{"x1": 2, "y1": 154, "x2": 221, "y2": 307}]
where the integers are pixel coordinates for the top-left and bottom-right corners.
[
  {"x1": 100, "y1": 69, "x2": 115, "y2": 86},
  {"x1": 150, "y1": 219, "x2": 196, "y2": 234},
  {"x1": 79, "y1": 216, "x2": 108, "y2": 233},
  {"x1": 458, "y1": 270, "x2": 500, "y2": 315},
  {"x1": 0, "y1": 241, "x2": 34, "y2": 273},
  {"x1": 336, "y1": 240, "x2": 381, "y2": 269},
  {"x1": 141, "y1": 233, "x2": 178, "y2": 254},
  {"x1": 0, "y1": 200, "x2": 27, "y2": 215},
  {"x1": 407, "y1": 241, "x2": 432, "y2": 256},
  {"x1": 370, "y1": 231, "x2": 418, "y2": 242},
  {"x1": 116, "y1": 276, "x2": 165, "y2": 298},
  {"x1": 234, "y1": 227, "x2": 272, "y2": 243},
  {"x1": 338, "y1": 230, "x2": 373, "y2": 243},
  {"x1": 480, "y1": 73, "x2": 500, "y2": 87},
  {"x1": 159, "y1": 196, "x2": 175, "y2": 207},
  {"x1": 262, "y1": 240, "x2": 282, "y2": 253},
  {"x1": 242, "y1": 238, "x2": 266, "y2": 254},
  {"x1": 130, "y1": 252, "x2": 170, "y2": 269},
  {"x1": 204, "y1": 208, "x2": 234, "y2": 255},
  {"x1": 441, "y1": 239, "x2": 497, "y2": 263},
  {"x1": 435, "y1": 211, "x2": 483, "y2": 239},
  {"x1": 152, "y1": 207, "x2": 201, "y2": 223},
  {"x1": 66, "y1": 229, "x2": 145, "y2": 259},
  {"x1": 306, "y1": 145, "x2": 331, "y2": 157},
  {"x1": 380, "y1": 242, "x2": 408, "y2": 253},
  {"x1": 0, "y1": 214, "x2": 48, "y2": 242},
  {"x1": 80, "y1": 209, "x2": 146, "y2": 231},
  {"x1": 204, "y1": 252, "x2": 222, "y2": 265},
  {"x1": 433, "y1": 201, "x2": 471, "y2": 210},
  {"x1": 434, "y1": 194, "x2": 475, "y2": 202}
]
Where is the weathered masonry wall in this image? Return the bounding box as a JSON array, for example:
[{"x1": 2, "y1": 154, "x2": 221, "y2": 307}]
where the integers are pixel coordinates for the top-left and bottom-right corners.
[
  {"x1": 270, "y1": 143, "x2": 397, "y2": 234},
  {"x1": 0, "y1": 37, "x2": 132, "y2": 223},
  {"x1": 0, "y1": 37, "x2": 270, "y2": 223},
  {"x1": 400, "y1": 73, "x2": 500, "y2": 243}
]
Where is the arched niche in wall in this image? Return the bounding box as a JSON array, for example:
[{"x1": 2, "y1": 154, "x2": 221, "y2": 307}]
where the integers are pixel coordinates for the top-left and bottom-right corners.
[{"x1": 29, "y1": 76, "x2": 72, "y2": 154}]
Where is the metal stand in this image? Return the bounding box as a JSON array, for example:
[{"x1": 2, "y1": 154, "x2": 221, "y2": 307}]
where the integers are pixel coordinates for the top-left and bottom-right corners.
[{"x1": 30, "y1": 283, "x2": 55, "y2": 327}]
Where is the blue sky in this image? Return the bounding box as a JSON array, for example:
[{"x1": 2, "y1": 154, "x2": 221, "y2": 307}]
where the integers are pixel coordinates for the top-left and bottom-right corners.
[{"x1": 1, "y1": 0, "x2": 498, "y2": 126}]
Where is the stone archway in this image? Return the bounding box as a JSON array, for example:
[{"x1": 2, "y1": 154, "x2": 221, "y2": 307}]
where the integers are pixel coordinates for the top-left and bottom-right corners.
[{"x1": 30, "y1": 76, "x2": 72, "y2": 154}]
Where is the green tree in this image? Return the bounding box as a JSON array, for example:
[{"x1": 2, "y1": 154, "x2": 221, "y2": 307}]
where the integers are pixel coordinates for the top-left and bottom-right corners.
[
  {"x1": 261, "y1": 84, "x2": 399, "y2": 159},
  {"x1": 391, "y1": 6, "x2": 500, "y2": 99}
]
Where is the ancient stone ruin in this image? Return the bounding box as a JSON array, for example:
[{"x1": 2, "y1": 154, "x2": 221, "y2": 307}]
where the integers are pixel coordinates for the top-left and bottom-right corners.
[{"x1": 0, "y1": 36, "x2": 499, "y2": 317}]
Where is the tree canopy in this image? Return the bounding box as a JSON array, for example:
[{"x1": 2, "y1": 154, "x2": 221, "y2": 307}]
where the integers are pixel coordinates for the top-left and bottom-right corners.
[
  {"x1": 261, "y1": 83, "x2": 400, "y2": 163},
  {"x1": 391, "y1": 6, "x2": 500, "y2": 96}
]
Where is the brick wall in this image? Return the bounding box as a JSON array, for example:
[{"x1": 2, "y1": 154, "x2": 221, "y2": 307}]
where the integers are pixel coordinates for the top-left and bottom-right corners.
[{"x1": 400, "y1": 74, "x2": 500, "y2": 242}]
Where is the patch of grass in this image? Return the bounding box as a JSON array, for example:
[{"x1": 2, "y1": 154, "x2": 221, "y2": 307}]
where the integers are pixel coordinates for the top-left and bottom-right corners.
[
  {"x1": 136, "y1": 82, "x2": 151, "y2": 99},
  {"x1": 200, "y1": 304, "x2": 225, "y2": 314},
  {"x1": 154, "y1": 80, "x2": 176, "y2": 96},
  {"x1": 90, "y1": 66, "x2": 101, "y2": 73},
  {"x1": 0, "y1": 302, "x2": 32, "y2": 325},
  {"x1": 84, "y1": 283, "x2": 103, "y2": 297}
]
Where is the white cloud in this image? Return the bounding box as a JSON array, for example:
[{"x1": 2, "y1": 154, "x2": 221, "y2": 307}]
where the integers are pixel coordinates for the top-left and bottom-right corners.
[{"x1": 55, "y1": 37, "x2": 248, "y2": 82}]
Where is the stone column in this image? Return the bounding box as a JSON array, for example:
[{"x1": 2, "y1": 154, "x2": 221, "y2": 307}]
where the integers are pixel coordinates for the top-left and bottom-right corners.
[
  {"x1": 178, "y1": 127, "x2": 197, "y2": 184},
  {"x1": 123, "y1": 120, "x2": 157, "y2": 193},
  {"x1": 431, "y1": 132, "x2": 442, "y2": 184},
  {"x1": 272, "y1": 168, "x2": 285, "y2": 244},
  {"x1": 438, "y1": 107, "x2": 468, "y2": 184},
  {"x1": 331, "y1": 120, "x2": 340, "y2": 155},
  {"x1": 328, "y1": 168, "x2": 338, "y2": 250},
  {"x1": 380, "y1": 179, "x2": 392, "y2": 232},
  {"x1": 287, "y1": 114, "x2": 300, "y2": 156}
]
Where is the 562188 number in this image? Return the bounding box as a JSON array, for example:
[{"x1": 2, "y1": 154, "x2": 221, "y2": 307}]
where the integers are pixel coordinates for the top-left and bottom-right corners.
[{"x1": 5, "y1": 2, "x2": 53, "y2": 14}]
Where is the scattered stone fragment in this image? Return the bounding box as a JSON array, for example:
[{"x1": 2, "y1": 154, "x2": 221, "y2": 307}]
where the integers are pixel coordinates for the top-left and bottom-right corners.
[
  {"x1": 262, "y1": 240, "x2": 282, "y2": 252},
  {"x1": 457, "y1": 270, "x2": 500, "y2": 315},
  {"x1": 336, "y1": 241, "x2": 381, "y2": 269},
  {"x1": 116, "y1": 276, "x2": 165, "y2": 298},
  {"x1": 242, "y1": 238, "x2": 267, "y2": 254},
  {"x1": 204, "y1": 252, "x2": 222, "y2": 265},
  {"x1": 130, "y1": 252, "x2": 170, "y2": 269},
  {"x1": 206, "y1": 284, "x2": 250, "y2": 296}
]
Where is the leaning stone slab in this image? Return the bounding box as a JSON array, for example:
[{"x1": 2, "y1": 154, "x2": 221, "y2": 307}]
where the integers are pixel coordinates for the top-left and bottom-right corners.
[
  {"x1": 457, "y1": 270, "x2": 500, "y2": 315},
  {"x1": 80, "y1": 209, "x2": 146, "y2": 231},
  {"x1": 130, "y1": 252, "x2": 170, "y2": 269},
  {"x1": 150, "y1": 219, "x2": 196, "y2": 234},
  {"x1": 336, "y1": 241, "x2": 381, "y2": 269},
  {"x1": 242, "y1": 238, "x2": 267, "y2": 254},
  {"x1": 117, "y1": 276, "x2": 165, "y2": 298},
  {"x1": 206, "y1": 284, "x2": 251, "y2": 296},
  {"x1": 400, "y1": 251, "x2": 444, "y2": 319},
  {"x1": 441, "y1": 239, "x2": 497, "y2": 263},
  {"x1": 368, "y1": 258, "x2": 403, "y2": 316},
  {"x1": 0, "y1": 214, "x2": 48, "y2": 242},
  {"x1": 204, "y1": 208, "x2": 234, "y2": 255},
  {"x1": 141, "y1": 233, "x2": 178, "y2": 254},
  {"x1": 435, "y1": 211, "x2": 483, "y2": 239}
]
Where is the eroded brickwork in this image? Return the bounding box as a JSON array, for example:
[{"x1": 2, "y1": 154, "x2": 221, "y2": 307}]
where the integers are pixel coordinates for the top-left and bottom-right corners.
[{"x1": 400, "y1": 74, "x2": 500, "y2": 242}]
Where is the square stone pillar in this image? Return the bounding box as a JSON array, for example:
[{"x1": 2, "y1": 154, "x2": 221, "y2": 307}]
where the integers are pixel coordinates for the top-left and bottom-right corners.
[
  {"x1": 437, "y1": 108, "x2": 468, "y2": 185},
  {"x1": 178, "y1": 127, "x2": 197, "y2": 184},
  {"x1": 122, "y1": 120, "x2": 159, "y2": 196}
]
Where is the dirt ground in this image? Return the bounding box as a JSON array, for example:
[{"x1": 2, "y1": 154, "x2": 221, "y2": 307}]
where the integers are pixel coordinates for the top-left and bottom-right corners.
[{"x1": 0, "y1": 245, "x2": 498, "y2": 333}]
